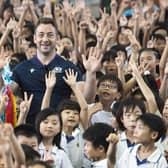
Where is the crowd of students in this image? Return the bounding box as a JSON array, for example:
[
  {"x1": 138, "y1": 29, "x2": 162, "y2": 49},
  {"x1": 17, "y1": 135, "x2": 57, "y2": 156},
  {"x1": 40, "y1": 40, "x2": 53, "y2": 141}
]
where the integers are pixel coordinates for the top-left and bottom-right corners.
[{"x1": 0, "y1": 0, "x2": 168, "y2": 168}]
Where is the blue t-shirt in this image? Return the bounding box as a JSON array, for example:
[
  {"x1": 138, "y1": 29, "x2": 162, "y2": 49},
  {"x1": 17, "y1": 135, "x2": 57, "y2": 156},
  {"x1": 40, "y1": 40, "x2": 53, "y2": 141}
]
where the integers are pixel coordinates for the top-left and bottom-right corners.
[{"x1": 12, "y1": 55, "x2": 82, "y2": 124}]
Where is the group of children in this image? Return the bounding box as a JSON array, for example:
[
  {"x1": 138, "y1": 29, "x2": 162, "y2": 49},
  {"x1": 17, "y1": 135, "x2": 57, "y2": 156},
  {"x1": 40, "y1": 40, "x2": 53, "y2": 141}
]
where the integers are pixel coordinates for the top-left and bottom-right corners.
[{"x1": 0, "y1": 0, "x2": 168, "y2": 168}]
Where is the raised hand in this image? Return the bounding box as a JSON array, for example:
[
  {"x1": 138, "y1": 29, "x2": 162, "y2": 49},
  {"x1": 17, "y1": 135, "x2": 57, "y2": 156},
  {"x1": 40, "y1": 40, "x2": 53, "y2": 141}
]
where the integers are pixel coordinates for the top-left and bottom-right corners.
[
  {"x1": 115, "y1": 51, "x2": 125, "y2": 68},
  {"x1": 119, "y1": 15, "x2": 128, "y2": 26},
  {"x1": 20, "y1": 92, "x2": 33, "y2": 115},
  {"x1": 0, "y1": 92, "x2": 9, "y2": 112},
  {"x1": 6, "y1": 18, "x2": 17, "y2": 30},
  {"x1": 110, "y1": 0, "x2": 117, "y2": 11},
  {"x1": 63, "y1": 69, "x2": 77, "y2": 88},
  {"x1": 1, "y1": 123, "x2": 14, "y2": 139},
  {"x1": 45, "y1": 71, "x2": 56, "y2": 89},
  {"x1": 106, "y1": 133, "x2": 119, "y2": 144},
  {"x1": 82, "y1": 47, "x2": 103, "y2": 73},
  {"x1": 147, "y1": 36, "x2": 156, "y2": 48},
  {"x1": 12, "y1": 25, "x2": 21, "y2": 39}
]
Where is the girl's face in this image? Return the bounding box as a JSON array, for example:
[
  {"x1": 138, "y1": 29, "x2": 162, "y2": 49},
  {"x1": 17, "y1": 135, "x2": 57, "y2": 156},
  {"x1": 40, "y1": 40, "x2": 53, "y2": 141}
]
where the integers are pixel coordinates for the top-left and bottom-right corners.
[
  {"x1": 40, "y1": 115, "x2": 61, "y2": 138},
  {"x1": 61, "y1": 109, "x2": 80, "y2": 128},
  {"x1": 163, "y1": 99, "x2": 168, "y2": 127},
  {"x1": 121, "y1": 106, "x2": 143, "y2": 132}
]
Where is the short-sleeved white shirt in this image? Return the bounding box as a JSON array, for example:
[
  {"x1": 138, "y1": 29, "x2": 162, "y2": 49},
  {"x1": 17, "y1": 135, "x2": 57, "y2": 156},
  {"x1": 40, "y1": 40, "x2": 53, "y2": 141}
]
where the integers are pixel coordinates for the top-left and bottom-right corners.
[
  {"x1": 116, "y1": 131, "x2": 135, "y2": 160},
  {"x1": 38, "y1": 142, "x2": 73, "y2": 168},
  {"x1": 155, "y1": 136, "x2": 168, "y2": 155},
  {"x1": 88, "y1": 104, "x2": 113, "y2": 125},
  {"x1": 91, "y1": 158, "x2": 108, "y2": 168},
  {"x1": 115, "y1": 144, "x2": 168, "y2": 168},
  {"x1": 60, "y1": 125, "x2": 91, "y2": 168}
]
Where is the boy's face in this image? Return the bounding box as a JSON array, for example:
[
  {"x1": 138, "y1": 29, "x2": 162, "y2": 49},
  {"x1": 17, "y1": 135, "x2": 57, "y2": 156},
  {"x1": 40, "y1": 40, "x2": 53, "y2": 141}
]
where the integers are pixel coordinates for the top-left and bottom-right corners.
[
  {"x1": 97, "y1": 80, "x2": 120, "y2": 102},
  {"x1": 17, "y1": 135, "x2": 38, "y2": 151},
  {"x1": 139, "y1": 51, "x2": 156, "y2": 73},
  {"x1": 133, "y1": 120, "x2": 157, "y2": 144},
  {"x1": 122, "y1": 106, "x2": 143, "y2": 132},
  {"x1": 102, "y1": 59, "x2": 118, "y2": 76},
  {"x1": 162, "y1": 99, "x2": 168, "y2": 127},
  {"x1": 84, "y1": 140, "x2": 104, "y2": 161},
  {"x1": 61, "y1": 109, "x2": 80, "y2": 128}
]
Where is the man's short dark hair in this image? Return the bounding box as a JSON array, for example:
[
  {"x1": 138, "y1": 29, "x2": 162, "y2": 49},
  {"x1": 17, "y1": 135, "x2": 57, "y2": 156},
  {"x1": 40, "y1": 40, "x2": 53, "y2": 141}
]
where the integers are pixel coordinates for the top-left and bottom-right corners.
[{"x1": 35, "y1": 17, "x2": 57, "y2": 33}]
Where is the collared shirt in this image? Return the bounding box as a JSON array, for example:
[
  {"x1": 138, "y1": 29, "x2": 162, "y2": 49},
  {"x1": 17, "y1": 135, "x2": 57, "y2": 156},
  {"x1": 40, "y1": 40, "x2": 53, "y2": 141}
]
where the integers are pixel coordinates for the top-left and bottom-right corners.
[
  {"x1": 116, "y1": 131, "x2": 135, "y2": 160},
  {"x1": 115, "y1": 144, "x2": 168, "y2": 168},
  {"x1": 61, "y1": 125, "x2": 91, "y2": 168},
  {"x1": 89, "y1": 104, "x2": 113, "y2": 126},
  {"x1": 12, "y1": 55, "x2": 82, "y2": 124},
  {"x1": 38, "y1": 142, "x2": 73, "y2": 168},
  {"x1": 91, "y1": 159, "x2": 108, "y2": 168}
]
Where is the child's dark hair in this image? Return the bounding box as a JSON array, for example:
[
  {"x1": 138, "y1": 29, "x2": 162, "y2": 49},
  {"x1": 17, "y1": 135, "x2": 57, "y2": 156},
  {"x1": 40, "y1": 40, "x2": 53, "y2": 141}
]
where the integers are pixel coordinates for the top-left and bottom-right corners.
[
  {"x1": 83, "y1": 123, "x2": 114, "y2": 153},
  {"x1": 58, "y1": 99, "x2": 81, "y2": 114},
  {"x1": 35, "y1": 108, "x2": 62, "y2": 148},
  {"x1": 150, "y1": 33, "x2": 166, "y2": 42},
  {"x1": 14, "y1": 124, "x2": 37, "y2": 138},
  {"x1": 101, "y1": 50, "x2": 117, "y2": 63},
  {"x1": 152, "y1": 25, "x2": 168, "y2": 36},
  {"x1": 131, "y1": 74, "x2": 164, "y2": 113},
  {"x1": 116, "y1": 97, "x2": 146, "y2": 131},
  {"x1": 10, "y1": 52, "x2": 27, "y2": 70},
  {"x1": 86, "y1": 31, "x2": 97, "y2": 49},
  {"x1": 117, "y1": 26, "x2": 132, "y2": 45},
  {"x1": 27, "y1": 160, "x2": 52, "y2": 168},
  {"x1": 137, "y1": 113, "x2": 166, "y2": 142},
  {"x1": 21, "y1": 144, "x2": 40, "y2": 165},
  {"x1": 111, "y1": 101, "x2": 121, "y2": 117},
  {"x1": 97, "y1": 74, "x2": 123, "y2": 93}
]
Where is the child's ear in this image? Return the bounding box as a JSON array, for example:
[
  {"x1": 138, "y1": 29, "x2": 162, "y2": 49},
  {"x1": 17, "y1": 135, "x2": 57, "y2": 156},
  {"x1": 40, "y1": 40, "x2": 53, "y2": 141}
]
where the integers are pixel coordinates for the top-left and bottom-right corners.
[
  {"x1": 151, "y1": 131, "x2": 158, "y2": 140},
  {"x1": 98, "y1": 145, "x2": 105, "y2": 153}
]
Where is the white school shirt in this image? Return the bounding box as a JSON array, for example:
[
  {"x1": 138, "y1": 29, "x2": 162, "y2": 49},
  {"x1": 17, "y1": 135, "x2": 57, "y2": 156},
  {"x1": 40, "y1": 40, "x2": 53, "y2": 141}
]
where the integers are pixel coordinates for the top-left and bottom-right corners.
[
  {"x1": 116, "y1": 131, "x2": 135, "y2": 160},
  {"x1": 155, "y1": 135, "x2": 168, "y2": 155},
  {"x1": 91, "y1": 158, "x2": 108, "y2": 168},
  {"x1": 60, "y1": 125, "x2": 91, "y2": 168},
  {"x1": 115, "y1": 144, "x2": 168, "y2": 168},
  {"x1": 88, "y1": 103, "x2": 113, "y2": 126},
  {"x1": 38, "y1": 142, "x2": 73, "y2": 168}
]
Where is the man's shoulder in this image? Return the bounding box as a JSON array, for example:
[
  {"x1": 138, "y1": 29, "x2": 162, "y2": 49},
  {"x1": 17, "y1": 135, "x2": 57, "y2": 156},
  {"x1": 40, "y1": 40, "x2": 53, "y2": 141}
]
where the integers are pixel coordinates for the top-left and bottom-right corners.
[{"x1": 55, "y1": 55, "x2": 79, "y2": 69}]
